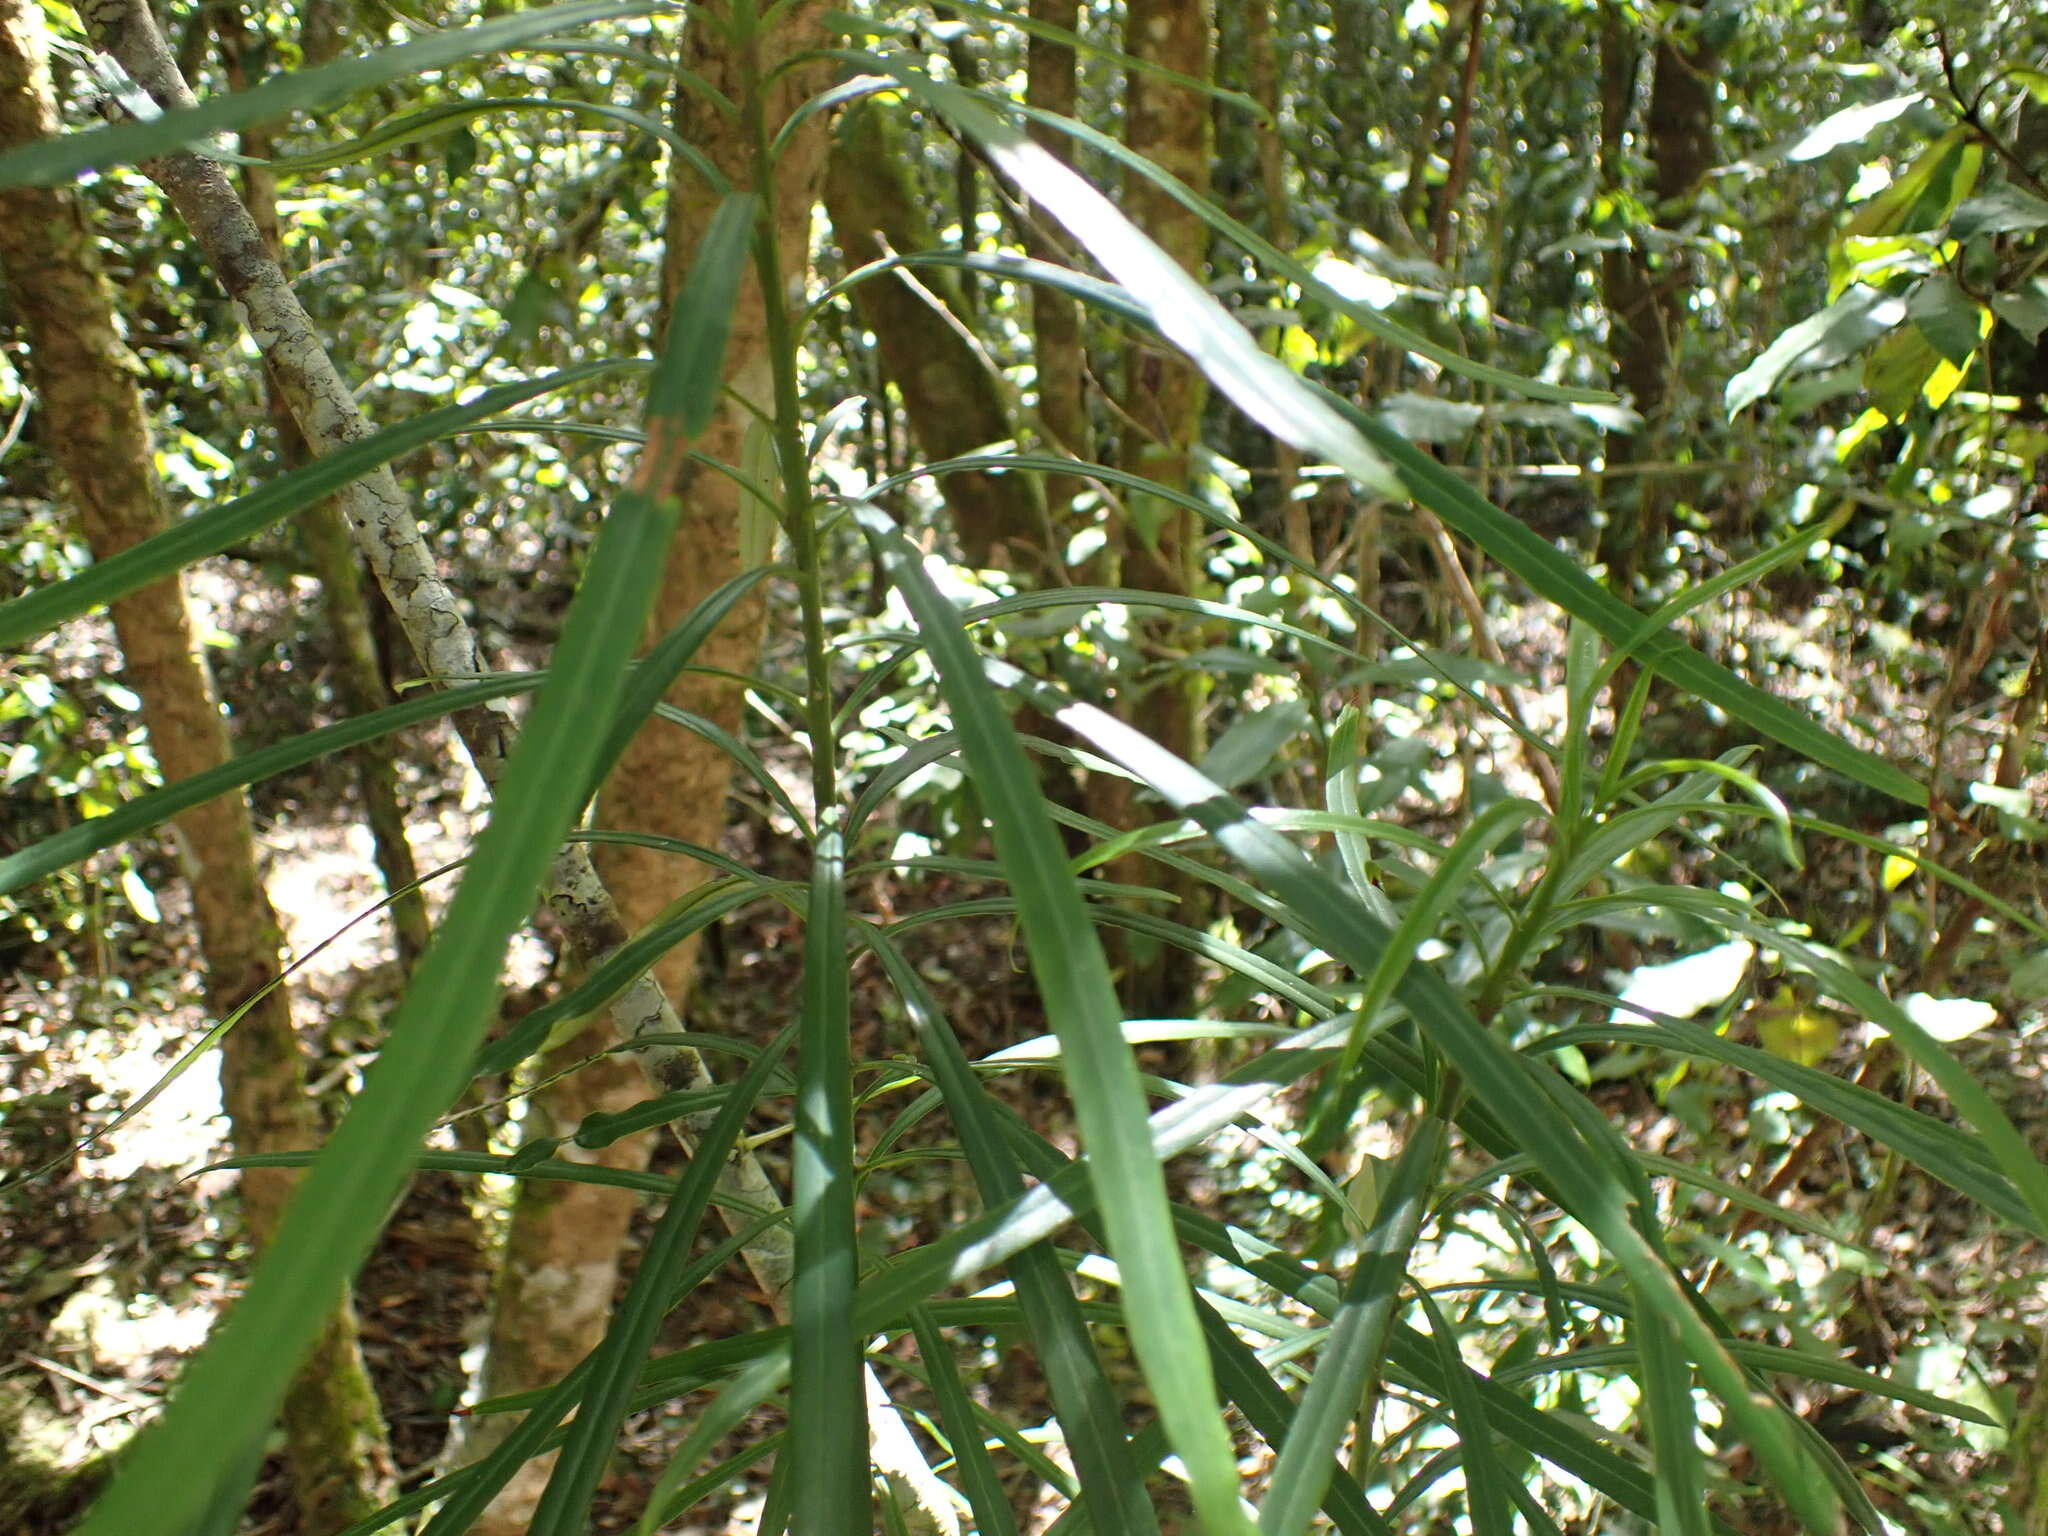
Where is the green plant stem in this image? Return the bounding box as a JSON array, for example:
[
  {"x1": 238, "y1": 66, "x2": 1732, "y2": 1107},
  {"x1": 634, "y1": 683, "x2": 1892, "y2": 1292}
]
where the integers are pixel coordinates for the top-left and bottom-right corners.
[{"x1": 740, "y1": 3, "x2": 835, "y2": 822}]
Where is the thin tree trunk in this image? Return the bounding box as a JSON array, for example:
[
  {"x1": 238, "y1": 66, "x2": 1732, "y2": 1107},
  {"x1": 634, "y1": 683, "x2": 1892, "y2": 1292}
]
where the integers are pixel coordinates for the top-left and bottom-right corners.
[
  {"x1": 1091, "y1": 0, "x2": 1214, "y2": 1016},
  {"x1": 1597, "y1": 4, "x2": 1721, "y2": 581},
  {"x1": 216, "y1": 9, "x2": 432, "y2": 975},
  {"x1": 1025, "y1": 0, "x2": 1089, "y2": 529},
  {"x1": 0, "y1": 4, "x2": 392, "y2": 1529},
  {"x1": 823, "y1": 99, "x2": 1042, "y2": 570},
  {"x1": 597, "y1": 0, "x2": 831, "y2": 1005},
  {"x1": 459, "y1": 6, "x2": 834, "y2": 1527}
]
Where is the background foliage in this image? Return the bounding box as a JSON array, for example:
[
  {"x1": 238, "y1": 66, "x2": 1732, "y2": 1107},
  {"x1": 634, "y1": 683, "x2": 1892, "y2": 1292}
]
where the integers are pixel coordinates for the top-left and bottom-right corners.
[{"x1": 5, "y1": 1, "x2": 2048, "y2": 1533}]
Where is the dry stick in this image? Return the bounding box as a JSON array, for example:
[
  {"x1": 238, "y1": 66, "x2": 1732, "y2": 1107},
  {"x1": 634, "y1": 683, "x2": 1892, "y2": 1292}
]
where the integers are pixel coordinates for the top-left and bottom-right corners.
[
  {"x1": 82, "y1": 0, "x2": 791, "y2": 1299},
  {"x1": 1419, "y1": 510, "x2": 1562, "y2": 811}
]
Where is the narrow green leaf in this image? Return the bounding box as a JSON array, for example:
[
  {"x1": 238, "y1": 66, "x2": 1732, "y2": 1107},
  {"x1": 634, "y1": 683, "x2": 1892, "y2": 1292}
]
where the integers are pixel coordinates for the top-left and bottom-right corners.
[
  {"x1": 1529, "y1": 1006, "x2": 2037, "y2": 1235},
  {"x1": 0, "y1": 672, "x2": 536, "y2": 895},
  {"x1": 581, "y1": 566, "x2": 781, "y2": 804},
  {"x1": 859, "y1": 505, "x2": 1255, "y2": 1535},
  {"x1": 909, "y1": 1306, "x2": 1021, "y2": 1536},
  {"x1": 231, "y1": 95, "x2": 703, "y2": 178},
  {"x1": 790, "y1": 827, "x2": 866, "y2": 1533},
  {"x1": 1413, "y1": 1285, "x2": 1515, "y2": 1534},
  {"x1": 876, "y1": 70, "x2": 1400, "y2": 495},
  {"x1": 867, "y1": 931, "x2": 1159, "y2": 1532},
  {"x1": 1328, "y1": 395, "x2": 1925, "y2": 807},
  {"x1": 529, "y1": 1024, "x2": 798, "y2": 1533},
  {"x1": 1260, "y1": 1117, "x2": 1444, "y2": 1536},
  {"x1": 1633, "y1": 1304, "x2": 1711, "y2": 1536}
]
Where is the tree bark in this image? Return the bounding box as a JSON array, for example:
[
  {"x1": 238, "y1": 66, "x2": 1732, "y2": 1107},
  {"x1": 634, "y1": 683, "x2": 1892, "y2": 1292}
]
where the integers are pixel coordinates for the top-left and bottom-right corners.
[
  {"x1": 457, "y1": 5, "x2": 834, "y2": 1526},
  {"x1": 1093, "y1": 0, "x2": 1214, "y2": 1015},
  {"x1": 1597, "y1": 4, "x2": 1721, "y2": 581},
  {"x1": 596, "y1": 0, "x2": 831, "y2": 1005},
  {"x1": 1027, "y1": 0, "x2": 1090, "y2": 533},
  {"x1": 216, "y1": 6, "x2": 432, "y2": 976},
  {"x1": 0, "y1": 4, "x2": 392, "y2": 1529},
  {"x1": 823, "y1": 99, "x2": 1042, "y2": 570}
]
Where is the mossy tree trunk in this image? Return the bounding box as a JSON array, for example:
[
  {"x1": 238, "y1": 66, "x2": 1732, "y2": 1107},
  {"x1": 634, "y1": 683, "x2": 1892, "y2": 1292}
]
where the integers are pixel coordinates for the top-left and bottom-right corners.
[{"x1": 0, "y1": 4, "x2": 392, "y2": 1529}]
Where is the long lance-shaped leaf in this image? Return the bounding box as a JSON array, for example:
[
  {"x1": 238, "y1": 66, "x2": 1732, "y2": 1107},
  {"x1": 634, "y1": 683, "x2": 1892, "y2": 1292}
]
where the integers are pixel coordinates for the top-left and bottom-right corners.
[
  {"x1": 528, "y1": 1023, "x2": 798, "y2": 1533},
  {"x1": 67, "y1": 196, "x2": 751, "y2": 1536},
  {"x1": 1258, "y1": 1116, "x2": 1446, "y2": 1536},
  {"x1": 474, "y1": 875, "x2": 786, "y2": 1079},
  {"x1": 0, "y1": 674, "x2": 537, "y2": 895},
  {"x1": 852, "y1": 57, "x2": 1602, "y2": 406},
  {"x1": 1200, "y1": 1306, "x2": 1396, "y2": 1536},
  {"x1": 964, "y1": 659, "x2": 1844, "y2": 1533},
  {"x1": 1553, "y1": 885, "x2": 2048, "y2": 1236},
  {"x1": 226, "y1": 95, "x2": 702, "y2": 177},
  {"x1": 1, "y1": 560, "x2": 772, "y2": 900},
  {"x1": 874, "y1": 67, "x2": 1398, "y2": 496},
  {"x1": 858, "y1": 505, "x2": 1255, "y2": 1536},
  {"x1": 1532, "y1": 1008, "x2": 2031, "y2": 1224},
  {"x1": 789, "y1": 827, "x2": 868, "y2": 1533},
  {"x1": 1327, "y1": 394, "x2": 1923, "y2": 806},
  {"x1": 0, "y1": 361, "x2": 637, "y2": 650},
  {"x1": 907, "y1": 1305, "x2": 1021, "y2": 1536},
  {"x1": 1412, "y1": 1283, "x2": 1515, "y2": 1534},
  {"x1": 0, "y1": 0, "x2": 666, "y2": 186}
]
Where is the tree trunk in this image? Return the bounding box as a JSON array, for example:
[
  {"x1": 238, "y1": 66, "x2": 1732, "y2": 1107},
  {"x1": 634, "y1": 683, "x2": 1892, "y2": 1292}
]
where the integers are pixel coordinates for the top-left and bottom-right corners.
[
  {"x1": 454, "y1": 5, "x2": 833, "y2": 1524},
  {"x1": 596, "y1": 0, "x2": 831, "y2": 1003},
  {"x1": 1092, "y1": 0, "x2": 1214, "y2": 1016},
  {"x1": 822, "y1": 99, "x2": 1042, "y2": 570},
  {"x1": 1026, "y1": 0, "x2": 1090, "y2": 533},
  {"x1": 1597, "y1": 4, "x2": 1721, "y2": 582},
  {"x1": 0, "y1": 4, "x2": 392, "y2": 1529}
]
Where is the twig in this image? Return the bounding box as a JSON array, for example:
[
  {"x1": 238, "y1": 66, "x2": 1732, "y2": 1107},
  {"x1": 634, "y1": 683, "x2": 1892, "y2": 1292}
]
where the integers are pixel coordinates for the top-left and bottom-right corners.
[{"x1": 19, "y1": 1349, "x2": 159, "y2": 1411}]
